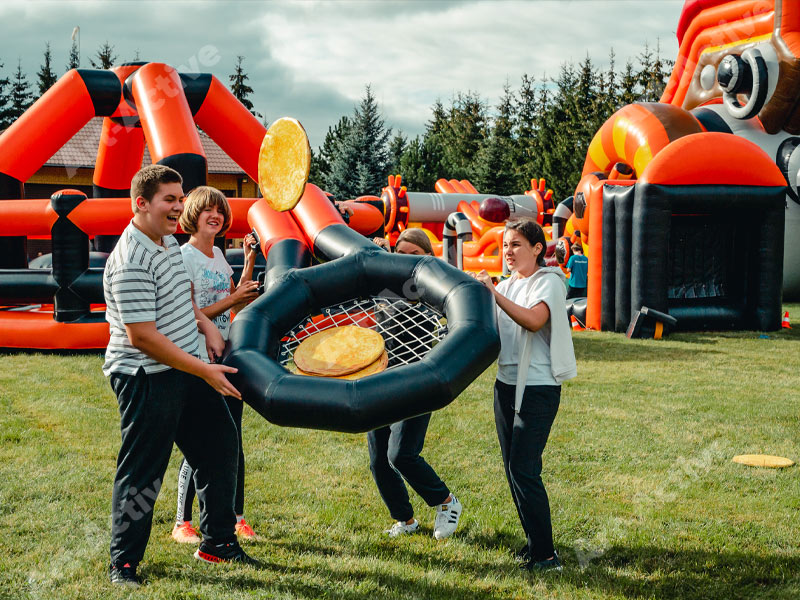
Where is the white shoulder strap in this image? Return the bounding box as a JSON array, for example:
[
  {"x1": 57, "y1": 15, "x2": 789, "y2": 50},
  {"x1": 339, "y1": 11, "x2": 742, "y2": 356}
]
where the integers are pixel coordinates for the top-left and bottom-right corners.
[{"x1": 515, "y1": 330, "x2": 533, "y2": 412}]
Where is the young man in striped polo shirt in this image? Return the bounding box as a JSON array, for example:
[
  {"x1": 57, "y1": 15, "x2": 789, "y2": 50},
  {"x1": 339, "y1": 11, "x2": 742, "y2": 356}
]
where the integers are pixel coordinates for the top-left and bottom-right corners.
[{"x1": 103, "y1": 165, "x2": 259, "y2": 586}]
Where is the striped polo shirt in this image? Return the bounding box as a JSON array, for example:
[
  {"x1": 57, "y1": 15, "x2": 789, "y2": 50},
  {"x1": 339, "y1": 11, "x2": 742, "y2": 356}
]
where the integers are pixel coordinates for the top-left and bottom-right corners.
[{"x1": 102, "y1": 221, "x2": 200, "y2": 376}]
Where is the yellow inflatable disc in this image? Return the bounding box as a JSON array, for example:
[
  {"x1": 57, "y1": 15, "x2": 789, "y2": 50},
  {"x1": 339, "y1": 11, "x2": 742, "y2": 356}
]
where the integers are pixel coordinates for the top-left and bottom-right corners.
[
  {"x1": 732, "y1": 454, "x2": 795, "y2": 468},
  {"x1": 293, "y1": 326, "x2": 385, "y2": 377},
  {"x1": 296, "y1": 350, "x2": 388, "y2": 380},
  {"x1": 257, "y1": 117, "x2": 311, "y2": 212}
]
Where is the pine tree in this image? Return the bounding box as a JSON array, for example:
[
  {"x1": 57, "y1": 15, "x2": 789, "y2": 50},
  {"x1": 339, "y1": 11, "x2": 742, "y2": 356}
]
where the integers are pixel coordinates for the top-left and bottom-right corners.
[
  {"x1": 619, "y1": 59, "x2": 640, "y2": 106},
  {"x1": 229, "y1": 56, "x2": 261, "y2": 119},
  {"x1": 37, "y1": 42, "x2": 58, "y2": 97},
  {"x1": 513, "y1": 73, "x2": 540, "y2": 190},
  {"x1": 643, "y1": 39, "x2": 672, "y2": 102},
  {"x1": 89, "y1": 41, "x2": 117, "y2": 69},
  {"x1": 440, "y1": 91, "x2": 488, "y2": 181},
  {"x1": 427, "y1": 100, "x2": 448, "y2": 136},
  {"x1": 66, "y1": 40, "x2": 80, "y2": 71},
  {"x1": 8, "y1": 60, "x2": 34, "y2": 122},
  {"x1": 599, "y1": 49, "x2": 619, "y2": 116},
  {"x1": 387, "y1": 132, "x2": 407, "y2": 176},
  {"x1": 314, "y1": 116, "x2": 352, "y2": 191},
  {"x1": 398, "y1": 134, "x2": 445, "y2": 191},
  {"x1": 309, "y1": 147, "x2": 326, "y2": 187},
  {"x1": 0, "y1": 60, "x2": 11, "y2": 129},
  {"x1": 327, "y1": 85, "x2": 392, "y2": 199},
  {"x1": 539, "y1": 63, "x2": 580, "y2": 201},
  {"x1": 476, "y1": 81, "x2": 517, "y2": 195}
]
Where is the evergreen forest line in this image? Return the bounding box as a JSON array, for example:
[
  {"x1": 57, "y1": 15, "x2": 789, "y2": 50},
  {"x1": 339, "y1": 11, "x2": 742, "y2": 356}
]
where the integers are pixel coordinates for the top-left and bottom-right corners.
[{"x1": 1, "y1": 40, "x2": 671, "y2": 204}]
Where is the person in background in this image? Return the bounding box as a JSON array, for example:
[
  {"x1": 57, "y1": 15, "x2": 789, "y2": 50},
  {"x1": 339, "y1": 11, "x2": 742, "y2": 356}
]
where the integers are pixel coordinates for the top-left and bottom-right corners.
[
  {"x1": 565, "y1": 243, "x2": 588, "y2": 299},
  {"x1": 369, "y1": 228, "x2": 463, "y2": 539},
  {"x1": 172, "y1": 186, "x2": 260, "y2": 544},
  {"x1": 473, "y1": 218, "x2": 576, "y2": 572}
]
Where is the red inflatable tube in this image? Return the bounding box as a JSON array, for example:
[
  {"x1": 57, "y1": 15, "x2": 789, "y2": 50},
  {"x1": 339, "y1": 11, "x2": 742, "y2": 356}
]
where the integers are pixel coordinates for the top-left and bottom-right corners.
[
  {"x1": 94, "y1": 118, "x2": 146, "y2": 191},
  {"x1": 0, "y1": 200, "x2": 57, "y2": 236},
  {"x1": 130, "y1": 63, "x2": 205, "y2": 163},
  {"x1": 94, "y1": 65, "x2": 147, "y2": 191},
  {"x1": 435, "y1": 179, "x2": 456, "y2": 194},
  {"x1": 290, "y1": 184, "x2": 346, "y2": 249},
  {"x1": 247, "y1": 198, "x2": 307, "y2": 257},
  {"x1": 193, "y1": 75, "x2": 266, "y2": 181},
  {"x1": 431, "y1": 226, "x2": 503, "y2": 259},
  {"x1": 0, "y1": 70, "x2": 101, "y2": 182},
  {"x1": 460, "y1": 180, "x2": 479, "y2": 194},
  {"x1": 225, "y1": 198, "x2": 257, "y2": 236},
  {"x1": 109, "y1": 64, "x2": 143, "y2": 118},
  {"x1": 67, "y1": 198, "x2": 135, "y2": 235},
  {"x1": 340, "y1": 201, "x2": 384, "y2": 235},
  {"x1": 448, "y1": 179, "x2": 467, "y2": 193},
  {"x1": 639, "y1": 132, "x2": 787, "y2": 187},
  {"x1": 0, "y1": 309, "x2": 109, "y2": 349}
]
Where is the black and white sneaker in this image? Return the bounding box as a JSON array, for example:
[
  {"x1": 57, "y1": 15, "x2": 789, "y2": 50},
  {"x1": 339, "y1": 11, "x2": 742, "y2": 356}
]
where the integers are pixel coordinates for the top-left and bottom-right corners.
[
  {"x1": 109, "y1": 562, "x2": 141, "y2": 586},
  {"x1": 433, "y1": 494, "x2": 462, "y2": 540},
  {"x1": 194, "y1": 539, "x2": 262, "y2": 566}
]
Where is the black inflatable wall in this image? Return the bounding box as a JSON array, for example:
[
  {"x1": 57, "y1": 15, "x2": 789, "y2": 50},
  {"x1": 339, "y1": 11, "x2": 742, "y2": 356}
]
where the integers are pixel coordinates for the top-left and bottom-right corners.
[{"x1": 631, "y1": 183, "x2": 785, "y2": 331}]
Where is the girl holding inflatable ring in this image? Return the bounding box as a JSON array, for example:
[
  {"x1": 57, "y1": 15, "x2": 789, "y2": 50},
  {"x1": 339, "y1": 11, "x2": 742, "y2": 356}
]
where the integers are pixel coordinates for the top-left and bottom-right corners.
[{"x1": 473, "y1": 218, "x2": 576, "y2": 572}]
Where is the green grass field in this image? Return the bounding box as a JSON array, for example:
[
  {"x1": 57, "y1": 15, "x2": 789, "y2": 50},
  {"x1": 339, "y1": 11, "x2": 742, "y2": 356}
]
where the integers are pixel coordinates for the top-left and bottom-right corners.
[{"x1": 1, "y1": 305, "x2": 799, "y2": 599}]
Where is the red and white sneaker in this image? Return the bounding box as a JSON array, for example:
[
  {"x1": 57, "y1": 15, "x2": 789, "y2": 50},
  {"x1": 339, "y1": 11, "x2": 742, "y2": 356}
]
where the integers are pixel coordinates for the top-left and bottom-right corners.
[
  {"x1": 235, "y1": 518, "x2": 257, "y2": 540},
  {"x1": 171, "y1": 521, "x2": 201, "y2": 544}
]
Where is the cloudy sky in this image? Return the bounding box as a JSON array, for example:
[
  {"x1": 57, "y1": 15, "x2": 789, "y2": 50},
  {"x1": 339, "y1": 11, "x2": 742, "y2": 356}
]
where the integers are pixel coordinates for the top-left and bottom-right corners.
[{"x1": 0, "y1": 0, "x2": 683, "y2": 148}]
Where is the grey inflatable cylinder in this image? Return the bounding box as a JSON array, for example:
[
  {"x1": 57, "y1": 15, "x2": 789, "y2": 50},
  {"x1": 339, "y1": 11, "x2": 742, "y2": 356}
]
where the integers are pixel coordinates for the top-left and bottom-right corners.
[{"x1": 405, "y1": 192, "x2": 538, "y2": 222}]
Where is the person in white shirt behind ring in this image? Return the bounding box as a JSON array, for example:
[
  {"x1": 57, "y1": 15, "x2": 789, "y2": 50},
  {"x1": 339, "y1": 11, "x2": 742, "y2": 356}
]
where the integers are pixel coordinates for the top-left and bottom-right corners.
[{"x1": 171, "y1": 186, "x2": 260, "y2": 545}]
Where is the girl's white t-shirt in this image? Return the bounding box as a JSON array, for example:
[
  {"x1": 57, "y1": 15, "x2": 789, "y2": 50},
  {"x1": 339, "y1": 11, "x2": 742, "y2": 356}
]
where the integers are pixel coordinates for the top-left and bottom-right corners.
[
  {"x1": 495, "y1": 274, "x2": 559, "y2": 386},
  {"x1": 180, "y1": 243, "x2": 234, "y2": 363}
]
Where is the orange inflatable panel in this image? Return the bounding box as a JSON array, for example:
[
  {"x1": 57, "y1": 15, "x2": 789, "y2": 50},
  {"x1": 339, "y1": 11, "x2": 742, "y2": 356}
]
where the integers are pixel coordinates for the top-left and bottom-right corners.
[
  {"x1": 0, "y1": 200, "x2": 57, "y2": 236},
  {"x1": 0, "y1": 308, "x2": 109, "y2": 349}
]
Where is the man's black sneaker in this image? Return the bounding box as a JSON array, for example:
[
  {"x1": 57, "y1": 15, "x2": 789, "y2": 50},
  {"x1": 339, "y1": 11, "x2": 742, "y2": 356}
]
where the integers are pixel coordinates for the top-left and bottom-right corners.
[
  {"x1": 194, "y1": 539, "x2": 262, "y2": 566},
  {"x1": 109, "y1": 562, "x2": 141, "y2": 586},
  {"x1": 522, "y1": 550, "x2": 563, "y2": 572}
]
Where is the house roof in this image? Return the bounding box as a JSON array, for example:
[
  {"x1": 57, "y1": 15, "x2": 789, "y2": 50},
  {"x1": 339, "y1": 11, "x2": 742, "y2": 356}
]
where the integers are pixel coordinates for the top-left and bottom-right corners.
[{"x1": 44, "y1": 117, "x2": 245, "y2": 174}]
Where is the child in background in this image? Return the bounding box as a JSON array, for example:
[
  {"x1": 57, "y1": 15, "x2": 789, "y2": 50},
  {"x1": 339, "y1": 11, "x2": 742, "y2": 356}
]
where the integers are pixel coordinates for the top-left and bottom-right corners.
[
  {"x1": 171, "y1": 186, "x2": 260, "y2": 544},
  {"x1": 565, "y1": 243, "x2": 588, "y2": 299}
]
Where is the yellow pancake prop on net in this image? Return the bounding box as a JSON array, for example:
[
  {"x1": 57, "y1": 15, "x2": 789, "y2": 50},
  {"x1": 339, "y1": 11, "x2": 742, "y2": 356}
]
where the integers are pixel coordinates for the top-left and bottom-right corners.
[
  {"x1": 295, "y1": 350, "x2": 389, "y2": 380},
  {"x1": 292, "y1": 325, "x2": 385, "y2": 377},
  {"x1": 257, "y1": 117, "x2": 311, "y2": 212},
  {"x1": 732, "y1": 454, "x2": 795, "y2": 468}
]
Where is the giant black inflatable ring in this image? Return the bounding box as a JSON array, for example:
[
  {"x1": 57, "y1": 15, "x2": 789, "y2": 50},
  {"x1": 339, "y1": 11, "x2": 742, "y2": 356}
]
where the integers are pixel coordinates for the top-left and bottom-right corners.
[{"x1": 224, "y1": 221, "x2": 500, "y2": 434}]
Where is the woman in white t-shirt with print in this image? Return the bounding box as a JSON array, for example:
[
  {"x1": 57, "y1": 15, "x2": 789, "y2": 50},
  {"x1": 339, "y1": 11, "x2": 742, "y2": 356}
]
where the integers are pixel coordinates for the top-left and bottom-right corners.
[
  {"x1": 171, "y1": 186, "x2": 260, "y2": 544},
  {"x1": 474, "y1": 218, "x2": 576, "y2": 573}
]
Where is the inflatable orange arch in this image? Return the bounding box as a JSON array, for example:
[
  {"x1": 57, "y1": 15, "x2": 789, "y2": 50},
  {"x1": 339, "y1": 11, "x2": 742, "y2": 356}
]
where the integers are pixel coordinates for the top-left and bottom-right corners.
[{"x1": 582, "y1": 102, "x2": 704, "y2": 178}]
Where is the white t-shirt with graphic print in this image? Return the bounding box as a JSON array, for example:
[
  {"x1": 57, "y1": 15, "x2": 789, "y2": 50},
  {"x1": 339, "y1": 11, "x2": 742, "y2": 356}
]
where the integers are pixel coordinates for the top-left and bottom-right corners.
[{"x1": 180, "y1": 243, "x2": 234, "y2": 363}]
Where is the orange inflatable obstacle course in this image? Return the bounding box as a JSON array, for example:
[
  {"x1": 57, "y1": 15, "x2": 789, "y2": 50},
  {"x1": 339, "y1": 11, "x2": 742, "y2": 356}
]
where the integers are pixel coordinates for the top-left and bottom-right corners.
[{"x1": 356, "y1": 175, "x2": 557, "y2": 276}]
